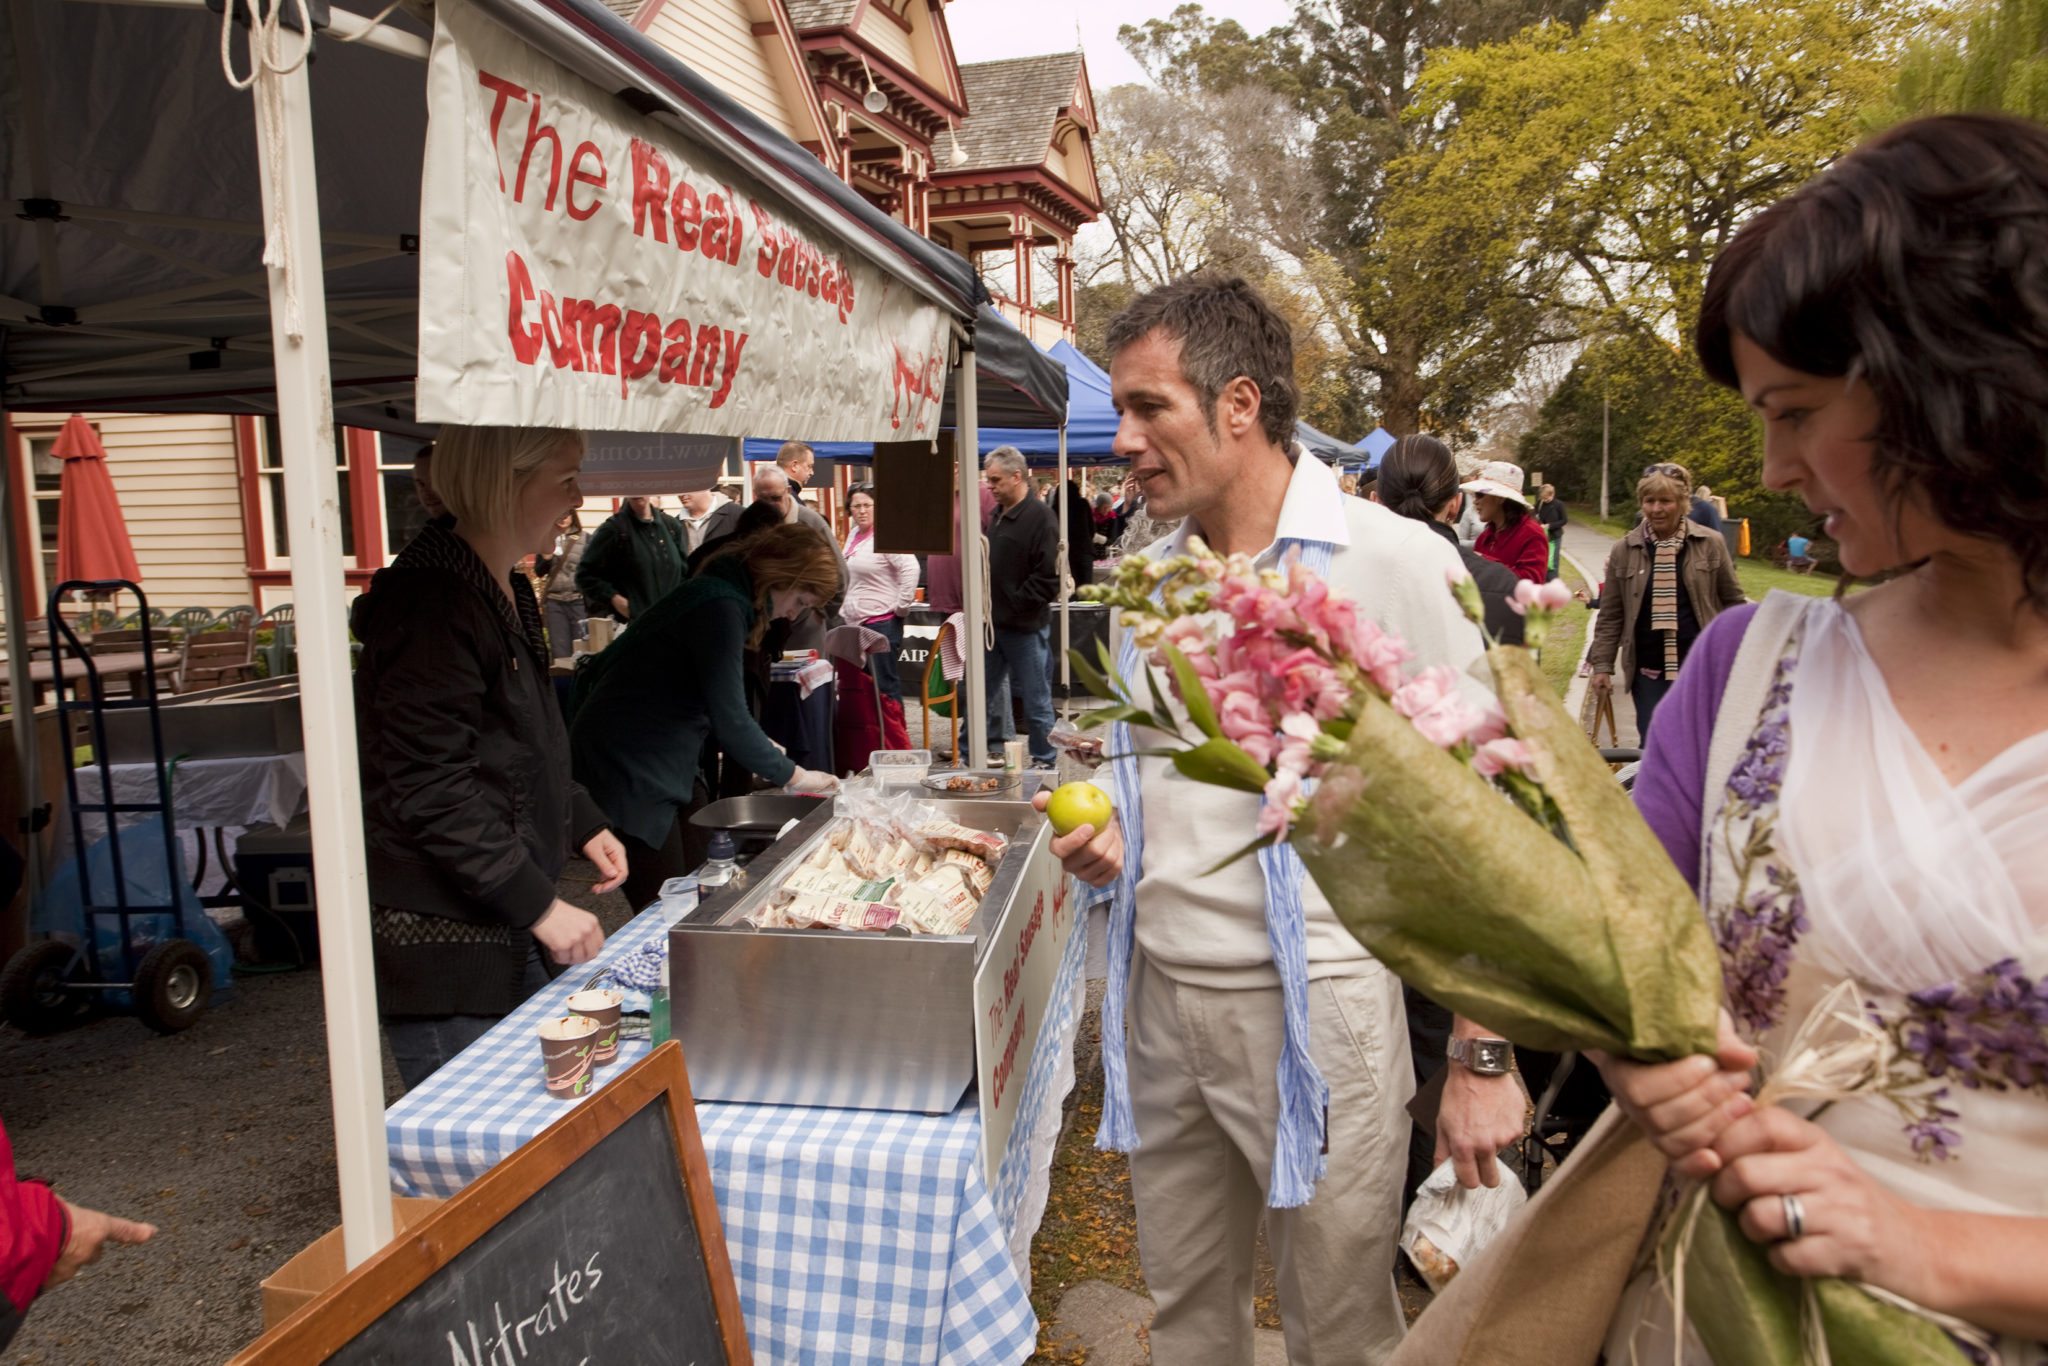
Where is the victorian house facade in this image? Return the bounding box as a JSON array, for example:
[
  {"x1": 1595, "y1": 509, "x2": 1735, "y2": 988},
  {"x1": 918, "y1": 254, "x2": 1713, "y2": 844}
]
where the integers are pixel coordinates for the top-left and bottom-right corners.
[{"x1": 3, "y1": 1, "x2": 1101, "y2": 617}]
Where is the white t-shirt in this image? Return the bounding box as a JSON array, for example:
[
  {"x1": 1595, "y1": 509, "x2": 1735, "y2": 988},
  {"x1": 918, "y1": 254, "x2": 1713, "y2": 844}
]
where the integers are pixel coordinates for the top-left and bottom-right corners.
[{"x1": 1124, "y1": 455, "x2": 1489, "y2": 989}]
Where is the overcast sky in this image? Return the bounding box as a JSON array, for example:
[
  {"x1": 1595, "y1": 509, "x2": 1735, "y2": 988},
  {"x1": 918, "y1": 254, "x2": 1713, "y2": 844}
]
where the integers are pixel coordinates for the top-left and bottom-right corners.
[{"x1": 944, "y1": 0, "x2": 1296, "y2": 92}]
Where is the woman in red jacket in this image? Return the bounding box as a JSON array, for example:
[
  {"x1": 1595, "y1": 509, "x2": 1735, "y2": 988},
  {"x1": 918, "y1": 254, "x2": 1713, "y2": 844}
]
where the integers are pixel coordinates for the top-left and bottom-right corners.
[
  {"x1": 2, "y1": 1113, "x2": 155, "y2": 1349},
  {"x1": 1462, "y1": 459, "x2": 1549, "y2": 583}
]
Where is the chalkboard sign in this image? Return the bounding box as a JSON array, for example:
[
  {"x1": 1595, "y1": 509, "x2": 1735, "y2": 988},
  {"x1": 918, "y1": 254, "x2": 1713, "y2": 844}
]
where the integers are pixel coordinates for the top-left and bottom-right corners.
[{"x1": 233, "y1": 1044, "x2": 749, "y2": 1365}]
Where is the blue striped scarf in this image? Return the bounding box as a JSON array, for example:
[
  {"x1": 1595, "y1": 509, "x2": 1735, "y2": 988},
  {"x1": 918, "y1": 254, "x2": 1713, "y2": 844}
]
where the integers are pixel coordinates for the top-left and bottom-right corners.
[{"x1": 1095, "y1": 537, "x2": 1336, "y2": 1207}]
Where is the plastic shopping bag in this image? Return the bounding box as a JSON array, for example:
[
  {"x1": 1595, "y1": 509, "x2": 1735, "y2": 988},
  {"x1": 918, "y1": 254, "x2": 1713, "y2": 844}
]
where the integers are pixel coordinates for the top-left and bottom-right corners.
[{"x1": 1400, "y1": 1159, "x2": 1528, "y2": 1291}]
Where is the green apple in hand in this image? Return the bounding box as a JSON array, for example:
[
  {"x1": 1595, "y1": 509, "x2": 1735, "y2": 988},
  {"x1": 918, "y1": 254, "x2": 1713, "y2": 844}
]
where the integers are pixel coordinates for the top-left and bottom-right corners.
[{"x1": 1045, "y1": 782, "x2": 1113, "y2": 838}]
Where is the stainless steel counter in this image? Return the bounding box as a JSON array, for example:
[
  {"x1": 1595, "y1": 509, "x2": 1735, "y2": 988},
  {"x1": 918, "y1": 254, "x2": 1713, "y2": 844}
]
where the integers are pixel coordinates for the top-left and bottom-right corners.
[{"x1": 668, "y1": 796, "x2": 1053, "y2": 1114}]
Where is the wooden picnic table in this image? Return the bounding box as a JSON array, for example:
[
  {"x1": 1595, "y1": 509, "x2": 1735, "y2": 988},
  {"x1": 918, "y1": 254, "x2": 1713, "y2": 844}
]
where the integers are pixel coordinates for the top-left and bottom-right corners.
[{"x1": 0, "y1": 649, "x2": 182, "y2": 706}]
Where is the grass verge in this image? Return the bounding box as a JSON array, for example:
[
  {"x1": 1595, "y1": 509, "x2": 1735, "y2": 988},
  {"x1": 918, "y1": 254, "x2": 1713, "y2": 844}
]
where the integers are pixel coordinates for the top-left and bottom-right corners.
[{"x1": 1538, "y1": 560, "x2": 1591, "y2": 697}]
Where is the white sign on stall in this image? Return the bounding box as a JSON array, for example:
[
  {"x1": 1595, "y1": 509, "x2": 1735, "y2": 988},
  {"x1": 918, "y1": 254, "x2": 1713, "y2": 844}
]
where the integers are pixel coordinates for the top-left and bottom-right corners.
[
  {"x1": 973, "y1": 840, "x2": 1079, "y2": 1185},
  {"x1": 417, "y1": 0, "x2": 951, "y2": 440}
]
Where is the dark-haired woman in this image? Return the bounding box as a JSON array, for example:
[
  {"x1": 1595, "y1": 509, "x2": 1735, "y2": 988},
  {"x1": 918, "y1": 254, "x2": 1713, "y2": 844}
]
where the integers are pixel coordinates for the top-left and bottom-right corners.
[
  {"x1": 1373, "y1": 435, "x2": 1525, "y2": 647},
  {"x1": 1462, "y1": 460, "x2": 1549, "y2": 583},
  {"x1": 570, "y1": 523, "x2": 843, "y2": 910},
  {"x1": 1582, "y1": 114, "x2": 2048, "y2": 1359}
]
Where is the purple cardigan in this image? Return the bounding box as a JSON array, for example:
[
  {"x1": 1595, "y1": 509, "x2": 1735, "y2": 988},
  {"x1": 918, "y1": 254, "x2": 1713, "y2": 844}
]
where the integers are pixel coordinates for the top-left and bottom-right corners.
[{"x1": 1631, "y1": 602, "x2": 1761, "y2": 893}]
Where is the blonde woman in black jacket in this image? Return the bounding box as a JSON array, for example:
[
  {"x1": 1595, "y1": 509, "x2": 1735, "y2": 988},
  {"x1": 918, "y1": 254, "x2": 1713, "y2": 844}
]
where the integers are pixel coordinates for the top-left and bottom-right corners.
[{"x1": 352, "y1": 425, "x2": 628, "y2": 1092}]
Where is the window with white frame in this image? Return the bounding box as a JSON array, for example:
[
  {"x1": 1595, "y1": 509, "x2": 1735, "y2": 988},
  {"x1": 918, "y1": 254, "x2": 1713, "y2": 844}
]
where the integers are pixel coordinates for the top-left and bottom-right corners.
[
  {"x1": 258, "y1": 417, "x2": 354, "y2": 565},
  {"x1": 16, "y1": 425, "x2": 66, "y2": 609}
]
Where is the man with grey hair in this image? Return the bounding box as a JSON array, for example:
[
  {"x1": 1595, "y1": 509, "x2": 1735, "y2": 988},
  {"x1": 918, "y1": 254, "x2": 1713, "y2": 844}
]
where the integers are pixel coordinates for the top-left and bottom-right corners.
[
  {"x1": 751, "y1": 459, "x2": 832, "y2": 540},
  {"x1": 1035, "y1": 274, "x2": 1519, "y2": 1364},
  {"x1": 981, "y1": 446, "x2": 1059, "y2": 765},
  {"x1": 747, "y1": 460, "x2": 839, "y2": 652}
]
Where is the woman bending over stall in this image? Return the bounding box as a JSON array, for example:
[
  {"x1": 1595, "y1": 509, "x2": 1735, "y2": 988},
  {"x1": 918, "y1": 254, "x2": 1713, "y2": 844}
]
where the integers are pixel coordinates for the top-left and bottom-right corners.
[{"x1": 571, "y1": 522, "x2": 843, "y2": 911}]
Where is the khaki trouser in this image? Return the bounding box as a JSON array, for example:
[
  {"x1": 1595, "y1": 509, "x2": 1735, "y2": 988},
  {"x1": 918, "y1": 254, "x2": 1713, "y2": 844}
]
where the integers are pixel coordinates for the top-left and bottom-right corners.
[{"x1": 1127, "y1": 948, "x2": 1415, "y2": 1365}]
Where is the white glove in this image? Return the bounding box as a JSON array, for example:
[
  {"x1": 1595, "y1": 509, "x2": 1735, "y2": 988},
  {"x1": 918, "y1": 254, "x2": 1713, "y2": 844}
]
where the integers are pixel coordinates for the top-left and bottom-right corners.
[{"x1": 786, "y1": 767, "x2": 840, "y2": 794}]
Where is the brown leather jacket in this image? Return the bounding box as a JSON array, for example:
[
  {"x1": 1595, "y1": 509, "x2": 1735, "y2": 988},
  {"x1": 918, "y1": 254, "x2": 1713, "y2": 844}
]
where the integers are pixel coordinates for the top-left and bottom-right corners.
[{"x1": 1588, "y1": 519, "x2": 1747, "y2": 682}]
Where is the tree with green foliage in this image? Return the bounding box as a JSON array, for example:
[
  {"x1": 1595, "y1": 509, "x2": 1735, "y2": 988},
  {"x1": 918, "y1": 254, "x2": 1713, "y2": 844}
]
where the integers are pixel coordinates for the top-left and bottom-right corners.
[
  {"x1": 1104, "y1": 0, "x2": 1601, "y2": 436},
  {"x1": 1398, "y1": 0, "x2": 1914, "y2": 336},
  {"x1": 1392, "y1": 0, "x2": 1914, "y2": 542},
  {"x1": 1518, "y1": 335, "x2": 1818, "y2": 551},
  {"x1": 1892, "y1": 0, "x2": 2048, "y2": 120}
]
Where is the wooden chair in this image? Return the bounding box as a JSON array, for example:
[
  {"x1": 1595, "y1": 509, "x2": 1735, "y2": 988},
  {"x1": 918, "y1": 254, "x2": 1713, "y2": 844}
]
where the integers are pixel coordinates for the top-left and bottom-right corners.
[
  {"x1": 921, "y1": 621, "x2": 960, "y2": 759},
  {"x1": 86, "y1": 628, "x2": 151, "y2": 697},
  {"x1": 178, "y1": 628, "x2": 256, "y2": 692}
]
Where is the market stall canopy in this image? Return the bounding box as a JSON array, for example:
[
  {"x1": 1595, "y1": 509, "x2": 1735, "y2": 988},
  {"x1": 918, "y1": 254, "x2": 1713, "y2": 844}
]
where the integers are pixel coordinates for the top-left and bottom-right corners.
[
  {"x1": 0, "y1": 0, "x2": 986, "y2": 440},
  {"x1": 51, "y1": 414, "x2": 142, "y2": 589},
  {"x1": 974, "y1": 338, "x2": 1118, "y2": 462},
  {"x1": 741, "y1": 304, "x2": 1067, "y2": 461},
  {"x1": 1296, "y1": 421, "x2": 1362, "y2": 465}
]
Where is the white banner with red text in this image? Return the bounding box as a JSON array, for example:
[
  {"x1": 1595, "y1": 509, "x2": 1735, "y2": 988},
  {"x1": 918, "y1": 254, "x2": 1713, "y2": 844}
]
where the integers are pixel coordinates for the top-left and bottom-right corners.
[{"x1": 416, "y1": 0, "x2": 952, "y2": 439}]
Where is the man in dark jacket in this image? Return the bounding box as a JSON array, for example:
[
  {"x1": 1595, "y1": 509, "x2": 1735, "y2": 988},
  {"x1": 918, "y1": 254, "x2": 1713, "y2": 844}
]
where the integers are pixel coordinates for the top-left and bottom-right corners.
[
  {"x1": 575, "y1": 495, "x2": 688, "y2": 621},
  {"x1": 982, "y1": 447, "x2": 1059, "y2": 765},
  {"x1": 1059, "y1": 477, "x2": 1095, "y2": 596},
  {"x1": 1535, "y1": 482, "x2": 1568, "y2": 580}
]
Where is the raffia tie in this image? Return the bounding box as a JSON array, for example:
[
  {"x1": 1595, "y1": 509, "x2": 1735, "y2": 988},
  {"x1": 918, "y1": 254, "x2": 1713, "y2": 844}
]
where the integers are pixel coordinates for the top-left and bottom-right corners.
[{"x1": 1653, "y1": 981, "x2": 1897, "y2": 1366}]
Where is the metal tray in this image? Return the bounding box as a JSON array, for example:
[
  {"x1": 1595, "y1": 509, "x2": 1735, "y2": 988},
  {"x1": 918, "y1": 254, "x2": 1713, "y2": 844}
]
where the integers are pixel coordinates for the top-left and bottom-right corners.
[
  {"x1": 689, "y1": 794, "x2": 831, "y2": 836},
  {"x1": 667, "y1": 797, "x2": 1050, "y2": 1113}
]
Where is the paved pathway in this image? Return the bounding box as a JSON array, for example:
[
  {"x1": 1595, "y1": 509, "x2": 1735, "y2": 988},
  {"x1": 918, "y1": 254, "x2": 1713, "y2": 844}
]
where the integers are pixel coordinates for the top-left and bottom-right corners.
[{"x1": 1045, "y1": 1280, "x2": 1290, "y2": 1363}]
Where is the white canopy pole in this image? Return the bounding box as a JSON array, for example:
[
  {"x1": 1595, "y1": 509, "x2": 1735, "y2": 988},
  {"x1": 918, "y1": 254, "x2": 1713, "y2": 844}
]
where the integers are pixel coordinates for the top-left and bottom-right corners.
[
  {"x1": 956, "y1": 341, "x2": 987, "y2": 767},
  {"x1": 1056, "y1": 423, "x2": 1071, "y2": 723},
  {"x1": 0, "y1": 406, "x2": 42, "y2": 900},
  {"x1": 246, "y1": 16, "x2": 393, "y2": 1265}
]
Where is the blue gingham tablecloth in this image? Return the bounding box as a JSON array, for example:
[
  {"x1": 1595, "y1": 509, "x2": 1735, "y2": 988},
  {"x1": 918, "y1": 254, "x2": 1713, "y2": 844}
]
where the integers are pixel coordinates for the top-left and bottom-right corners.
[{"x1": 385, "y1": 904, "x2": 1086, "y2": 1366}]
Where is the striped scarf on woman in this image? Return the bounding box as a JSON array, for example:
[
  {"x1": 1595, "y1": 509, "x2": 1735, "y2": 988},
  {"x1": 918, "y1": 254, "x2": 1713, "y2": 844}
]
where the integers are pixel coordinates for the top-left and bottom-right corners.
[{"x1": 1649, "y1": 533, "x2": 1685, "y2": 673}]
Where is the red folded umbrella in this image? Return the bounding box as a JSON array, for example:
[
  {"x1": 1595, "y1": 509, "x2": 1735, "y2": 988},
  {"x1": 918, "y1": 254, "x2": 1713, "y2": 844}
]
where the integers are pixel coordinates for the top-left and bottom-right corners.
[{"x1": 52, "y1": 414, "x2": 141, "y2": 590}]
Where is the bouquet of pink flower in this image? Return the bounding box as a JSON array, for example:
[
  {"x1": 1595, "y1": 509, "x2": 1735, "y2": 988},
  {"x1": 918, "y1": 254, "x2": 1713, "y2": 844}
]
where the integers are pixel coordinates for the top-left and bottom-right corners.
[
  {"x1": 1075, "y1": 543, "x2": 1969, "y2": 1366},
  {"x1": 1076, "y1": 539, "x2": 1720, "y2": 1060}
]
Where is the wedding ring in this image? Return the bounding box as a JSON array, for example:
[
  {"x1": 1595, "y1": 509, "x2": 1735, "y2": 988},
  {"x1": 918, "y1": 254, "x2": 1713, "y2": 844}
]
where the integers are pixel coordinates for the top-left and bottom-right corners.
[{"x1": 1781, "y1": 1192, "x2": 1806, "y2": 1241}]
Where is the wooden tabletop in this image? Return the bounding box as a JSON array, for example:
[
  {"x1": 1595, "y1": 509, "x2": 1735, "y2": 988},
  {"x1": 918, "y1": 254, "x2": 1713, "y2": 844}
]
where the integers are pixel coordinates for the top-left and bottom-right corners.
[{"x1": 2, "y1": 650, "x2": 180, "y2": 684}]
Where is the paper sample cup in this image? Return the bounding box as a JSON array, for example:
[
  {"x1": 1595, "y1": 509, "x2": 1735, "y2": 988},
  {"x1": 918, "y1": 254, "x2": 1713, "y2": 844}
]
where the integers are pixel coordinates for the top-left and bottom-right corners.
[
  {"x1": 566, "y1": 987, "x2": 625, "y2": 1064},
  {"x1": 539, "y1": 1014, "x2": 600, "y2": 1097}
]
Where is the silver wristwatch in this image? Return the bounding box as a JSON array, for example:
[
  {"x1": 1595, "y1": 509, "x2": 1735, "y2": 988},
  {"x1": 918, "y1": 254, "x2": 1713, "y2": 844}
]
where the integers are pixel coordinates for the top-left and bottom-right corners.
[{"x1": 1446, "y1": 1036, "x2": 1514, "y2": 1076}]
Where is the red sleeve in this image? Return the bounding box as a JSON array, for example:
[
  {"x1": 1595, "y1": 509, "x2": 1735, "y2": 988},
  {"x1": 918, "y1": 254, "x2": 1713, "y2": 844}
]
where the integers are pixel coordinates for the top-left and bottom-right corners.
[
  {"x1": 1, "y1": 1117, "x2": 68, "y2": 1313},
  {"x1": 1479, "y1": 520, "x2": 1549, "y2": 583}
]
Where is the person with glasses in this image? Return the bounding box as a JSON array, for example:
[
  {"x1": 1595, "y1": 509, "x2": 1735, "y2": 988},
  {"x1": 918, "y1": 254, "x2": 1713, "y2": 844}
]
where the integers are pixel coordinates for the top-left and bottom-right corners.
[
  {"x1": 1461, "y1": 459, "x2": 1550, "y2": 583},
  {"x1": 1586, "y1": 462, "x2": 1746, "y2": 742}
]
